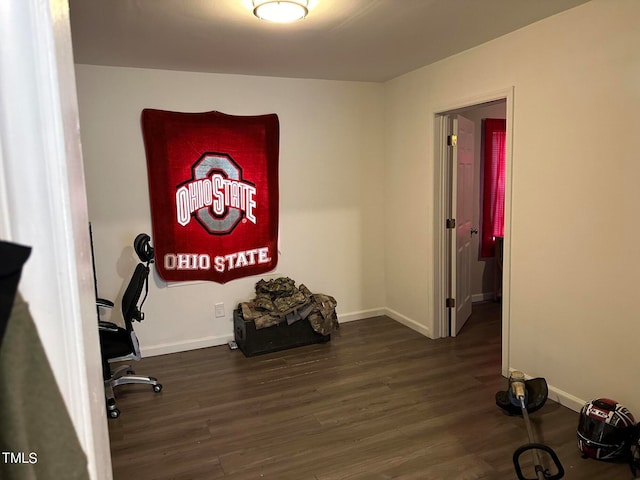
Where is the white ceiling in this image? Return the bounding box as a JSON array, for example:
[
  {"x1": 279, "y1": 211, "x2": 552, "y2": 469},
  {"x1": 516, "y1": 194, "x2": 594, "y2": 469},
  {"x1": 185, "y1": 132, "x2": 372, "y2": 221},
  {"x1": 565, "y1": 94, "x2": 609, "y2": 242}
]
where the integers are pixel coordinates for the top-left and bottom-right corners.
[{"x1": 68, "y1": 0, "x2": 590, "y2": 83}]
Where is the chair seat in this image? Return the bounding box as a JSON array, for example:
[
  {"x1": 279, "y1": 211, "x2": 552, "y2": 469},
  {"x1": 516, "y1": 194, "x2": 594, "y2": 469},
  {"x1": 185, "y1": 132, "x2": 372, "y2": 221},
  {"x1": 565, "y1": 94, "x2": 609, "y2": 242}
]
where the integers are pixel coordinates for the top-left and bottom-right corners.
[{"x1": 99, "y1": 327, "x2": 133, "y2": 362}]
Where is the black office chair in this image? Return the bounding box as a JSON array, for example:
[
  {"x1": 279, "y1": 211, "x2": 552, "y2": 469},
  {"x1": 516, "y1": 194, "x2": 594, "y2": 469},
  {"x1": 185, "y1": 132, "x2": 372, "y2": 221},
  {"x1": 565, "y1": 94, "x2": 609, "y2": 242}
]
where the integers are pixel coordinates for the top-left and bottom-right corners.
[{"x1": 98, "y1": 233, "x2": 162, "y2": 419}]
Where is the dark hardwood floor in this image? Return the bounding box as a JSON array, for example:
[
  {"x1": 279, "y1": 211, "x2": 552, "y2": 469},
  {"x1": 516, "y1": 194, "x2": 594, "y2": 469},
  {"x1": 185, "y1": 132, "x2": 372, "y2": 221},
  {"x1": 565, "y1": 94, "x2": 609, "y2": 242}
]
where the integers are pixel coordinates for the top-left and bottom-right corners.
[{"x1": 108, "y1": 303, "x2": 633, "y2": 479}]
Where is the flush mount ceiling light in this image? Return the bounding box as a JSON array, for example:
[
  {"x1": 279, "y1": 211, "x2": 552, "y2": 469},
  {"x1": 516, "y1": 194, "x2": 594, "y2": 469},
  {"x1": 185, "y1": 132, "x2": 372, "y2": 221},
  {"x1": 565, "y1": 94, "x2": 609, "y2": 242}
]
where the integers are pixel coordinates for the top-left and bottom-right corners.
[{"x1": 252, "y1": 0, "x2": 309, "y2": 23}]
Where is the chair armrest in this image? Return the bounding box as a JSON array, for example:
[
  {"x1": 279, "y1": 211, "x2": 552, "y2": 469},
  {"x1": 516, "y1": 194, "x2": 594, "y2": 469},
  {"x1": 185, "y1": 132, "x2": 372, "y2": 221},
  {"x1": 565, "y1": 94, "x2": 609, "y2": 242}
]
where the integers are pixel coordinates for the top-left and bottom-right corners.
[
  {"x1": 97, "y1": 298, "x2": 114, "y2": 308},
  {"x1": 99, "y1": 320, "x2": 120, "y2": 332}
]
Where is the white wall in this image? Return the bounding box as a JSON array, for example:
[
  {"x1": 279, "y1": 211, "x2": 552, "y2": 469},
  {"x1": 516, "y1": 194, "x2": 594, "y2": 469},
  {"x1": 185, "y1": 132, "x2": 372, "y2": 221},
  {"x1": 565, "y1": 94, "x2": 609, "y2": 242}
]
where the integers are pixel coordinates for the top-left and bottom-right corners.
[
  {"x1": 384, "y1": 0, "x2": 640, "y2": 414},
  {"x1": 75, "y1": 66, "x2": 386, "y2": 355},
  {"x1": 1, "y1": 1, "x2": 111, "y2": 478}
]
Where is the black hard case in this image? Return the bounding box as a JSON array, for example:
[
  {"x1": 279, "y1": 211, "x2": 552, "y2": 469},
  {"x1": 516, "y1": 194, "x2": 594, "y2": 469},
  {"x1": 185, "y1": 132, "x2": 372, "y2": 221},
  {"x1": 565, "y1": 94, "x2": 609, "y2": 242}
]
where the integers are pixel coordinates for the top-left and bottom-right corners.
[{"x1": 233, "y1": 308, "x2": 330, "y2": 357}]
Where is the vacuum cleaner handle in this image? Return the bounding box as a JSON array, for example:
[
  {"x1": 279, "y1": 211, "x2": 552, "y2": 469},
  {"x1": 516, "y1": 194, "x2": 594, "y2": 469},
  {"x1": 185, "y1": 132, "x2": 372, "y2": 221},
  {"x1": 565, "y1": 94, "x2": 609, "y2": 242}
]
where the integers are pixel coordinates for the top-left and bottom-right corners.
[{"x1": 513, "y1": 443, "x2": 565, "y2": 480}]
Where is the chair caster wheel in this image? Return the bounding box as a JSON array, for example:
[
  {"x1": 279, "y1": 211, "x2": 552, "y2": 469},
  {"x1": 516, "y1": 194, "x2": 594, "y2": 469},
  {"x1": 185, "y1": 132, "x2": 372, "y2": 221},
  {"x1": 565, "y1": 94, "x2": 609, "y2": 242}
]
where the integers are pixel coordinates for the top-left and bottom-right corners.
[
  {"x1": 153, "y1": 384, "x2": 163, "y2": 393},
  {"x1": 108, "y1": 408, "x2": 120, "y2": 419}
]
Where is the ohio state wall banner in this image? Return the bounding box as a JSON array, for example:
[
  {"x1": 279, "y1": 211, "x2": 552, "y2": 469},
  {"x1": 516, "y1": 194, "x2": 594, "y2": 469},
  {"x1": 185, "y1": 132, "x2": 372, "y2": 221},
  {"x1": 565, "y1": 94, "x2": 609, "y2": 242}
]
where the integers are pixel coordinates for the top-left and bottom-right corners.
[{"x1": 141, "y1": 109, "x2": 279, "y2": 284}]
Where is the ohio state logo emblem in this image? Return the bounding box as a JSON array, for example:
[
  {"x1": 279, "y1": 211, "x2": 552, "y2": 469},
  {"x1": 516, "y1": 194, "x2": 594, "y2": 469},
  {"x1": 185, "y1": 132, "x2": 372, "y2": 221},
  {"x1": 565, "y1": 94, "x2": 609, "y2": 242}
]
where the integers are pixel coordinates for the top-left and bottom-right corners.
[{"x1": 175, "y1": 152, "x2": 257, "y2": 234}]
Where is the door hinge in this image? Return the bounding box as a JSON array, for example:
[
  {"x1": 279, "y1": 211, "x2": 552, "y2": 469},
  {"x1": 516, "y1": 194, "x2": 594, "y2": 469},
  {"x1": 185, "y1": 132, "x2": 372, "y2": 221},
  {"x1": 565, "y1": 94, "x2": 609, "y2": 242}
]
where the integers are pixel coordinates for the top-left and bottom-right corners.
[
  {"x1": 446, "y1": 298, "x2": 456, "y2": 308},
  {"x1": 446, "y1": 218, "x2": 456, "y2": 229},
  {"x1": 447, "y1": 134, "x2": 457, "y2": 146}
]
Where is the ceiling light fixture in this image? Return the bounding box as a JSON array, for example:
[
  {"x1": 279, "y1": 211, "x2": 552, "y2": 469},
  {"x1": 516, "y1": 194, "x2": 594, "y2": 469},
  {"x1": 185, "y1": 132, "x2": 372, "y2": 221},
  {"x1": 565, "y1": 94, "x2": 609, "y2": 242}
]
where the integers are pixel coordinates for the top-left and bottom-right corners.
[{"x1": 252, "y1": 0, "x2": 309, "y2": 23}]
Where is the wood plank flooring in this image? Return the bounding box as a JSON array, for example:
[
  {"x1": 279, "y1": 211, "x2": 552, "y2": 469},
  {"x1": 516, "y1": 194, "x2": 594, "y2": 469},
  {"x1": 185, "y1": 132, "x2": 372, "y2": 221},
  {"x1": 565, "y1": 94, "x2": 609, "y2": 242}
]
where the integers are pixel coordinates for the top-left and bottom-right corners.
[{"x1": 107, "y1": 303, "x2": 633, "y2": 479}]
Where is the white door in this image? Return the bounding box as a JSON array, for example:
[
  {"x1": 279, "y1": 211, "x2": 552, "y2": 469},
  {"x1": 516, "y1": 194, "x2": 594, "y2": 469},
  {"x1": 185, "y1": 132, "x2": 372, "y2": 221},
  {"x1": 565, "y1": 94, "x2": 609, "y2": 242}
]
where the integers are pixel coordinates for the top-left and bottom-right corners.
[{"x1": 450, "y1": 115, "x2": 474, "y2": 336}]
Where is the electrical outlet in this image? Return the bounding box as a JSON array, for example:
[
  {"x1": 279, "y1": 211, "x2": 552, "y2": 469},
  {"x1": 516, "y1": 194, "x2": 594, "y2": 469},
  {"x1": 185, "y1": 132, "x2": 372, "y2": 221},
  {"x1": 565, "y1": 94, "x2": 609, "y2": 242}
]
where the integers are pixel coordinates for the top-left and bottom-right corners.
[{"x1": 214, "y1": 302, "x2": 225, "y2": 318}]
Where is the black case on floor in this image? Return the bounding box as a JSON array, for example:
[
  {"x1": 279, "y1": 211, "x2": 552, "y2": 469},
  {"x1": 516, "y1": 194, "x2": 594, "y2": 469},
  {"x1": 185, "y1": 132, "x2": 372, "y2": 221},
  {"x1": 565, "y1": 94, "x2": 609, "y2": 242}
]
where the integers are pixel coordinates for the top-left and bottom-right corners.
[{"x1": 233, "y1": 308, "x2": 330, "y2": 357}]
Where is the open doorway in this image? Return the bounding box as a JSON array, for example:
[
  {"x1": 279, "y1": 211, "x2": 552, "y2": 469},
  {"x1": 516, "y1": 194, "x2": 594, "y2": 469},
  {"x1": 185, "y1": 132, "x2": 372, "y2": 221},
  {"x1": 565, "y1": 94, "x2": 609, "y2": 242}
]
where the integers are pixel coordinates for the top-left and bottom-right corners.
[
  {"x1": 456, "y1": 101, "x2": 506, "y2": 329},
  {"x1": 433, "y1": 89, "x2": 513, "y2": 377}
]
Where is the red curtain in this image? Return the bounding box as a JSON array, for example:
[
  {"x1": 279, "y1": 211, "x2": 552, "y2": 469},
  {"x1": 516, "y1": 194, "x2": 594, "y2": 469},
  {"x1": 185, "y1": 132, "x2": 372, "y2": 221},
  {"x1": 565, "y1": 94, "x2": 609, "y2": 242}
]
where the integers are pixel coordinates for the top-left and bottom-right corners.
[{"x1": 481, "y1": 119, "x2": 506, "y2": 258}]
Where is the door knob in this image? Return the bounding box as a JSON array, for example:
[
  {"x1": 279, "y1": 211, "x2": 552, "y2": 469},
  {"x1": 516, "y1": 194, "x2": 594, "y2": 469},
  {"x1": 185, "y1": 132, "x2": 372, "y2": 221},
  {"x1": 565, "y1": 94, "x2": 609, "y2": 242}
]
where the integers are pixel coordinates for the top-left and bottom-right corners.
[{"x1": 471, "y1": 228, "x2": 478, "y2": 236}]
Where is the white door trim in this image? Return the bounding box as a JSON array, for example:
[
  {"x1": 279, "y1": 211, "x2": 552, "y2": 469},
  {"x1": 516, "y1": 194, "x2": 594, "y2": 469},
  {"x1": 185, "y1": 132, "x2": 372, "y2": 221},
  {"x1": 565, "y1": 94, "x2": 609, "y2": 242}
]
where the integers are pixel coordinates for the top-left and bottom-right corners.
[
  {"x1": 432, "y1": 87, "x2": 514, "y2": 377},
  {"x1": 0, "y1": 0, "x2": 112, "y2": 478}
]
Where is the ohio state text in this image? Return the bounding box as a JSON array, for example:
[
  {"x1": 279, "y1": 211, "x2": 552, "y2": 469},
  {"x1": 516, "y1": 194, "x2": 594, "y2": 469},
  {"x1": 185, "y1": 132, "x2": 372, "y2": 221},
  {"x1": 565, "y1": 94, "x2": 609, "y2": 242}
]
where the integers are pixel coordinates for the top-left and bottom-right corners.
[
  {"x1": 176, "y1": 174, "x2": 256, "y2": 227},
  {"x1": 164, "y1": 247, "x2": 271, "y2": 273}
]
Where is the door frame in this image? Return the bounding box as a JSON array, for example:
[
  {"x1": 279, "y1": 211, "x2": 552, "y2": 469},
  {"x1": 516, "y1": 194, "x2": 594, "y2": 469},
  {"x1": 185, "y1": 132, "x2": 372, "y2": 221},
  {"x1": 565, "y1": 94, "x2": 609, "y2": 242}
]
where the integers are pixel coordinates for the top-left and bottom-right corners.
[{"x1": 432, "y1": 87, "x2": 514, "y2": 377}]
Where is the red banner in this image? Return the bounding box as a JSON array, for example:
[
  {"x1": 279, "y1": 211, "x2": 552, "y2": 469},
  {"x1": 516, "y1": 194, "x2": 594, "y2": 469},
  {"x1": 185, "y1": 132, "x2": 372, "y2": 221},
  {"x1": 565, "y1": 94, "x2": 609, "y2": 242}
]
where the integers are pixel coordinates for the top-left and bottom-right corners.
[{"x1": 141, "y1": 109, "x2": 279, "y2": 284}]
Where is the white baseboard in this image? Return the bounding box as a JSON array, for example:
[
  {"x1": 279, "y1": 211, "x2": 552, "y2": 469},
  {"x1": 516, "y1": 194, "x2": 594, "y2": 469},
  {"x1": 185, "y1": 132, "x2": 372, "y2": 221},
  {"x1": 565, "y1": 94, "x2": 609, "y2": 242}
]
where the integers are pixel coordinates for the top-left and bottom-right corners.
[
  {"x1": 338, "y1": 308, "x2": 386, "y2": 323},
  {"x1": 547, "y1": 384, "x2": 586, "y2": 413},
  {"x1": 141, "y1": 334, "x2": 233, "y2": 357},
  {"x1": 508, "y1": 368, "x2": 585, "y2": 413},
  {"x1": 340, "y1": 308, "x2": 434, "y2": 332},
  {"x1": 384, "y1": 307, "x2": 431, "y2": 338},
  {"x1": 336, "y1": 307, "x2": 432, "y2": 338}
]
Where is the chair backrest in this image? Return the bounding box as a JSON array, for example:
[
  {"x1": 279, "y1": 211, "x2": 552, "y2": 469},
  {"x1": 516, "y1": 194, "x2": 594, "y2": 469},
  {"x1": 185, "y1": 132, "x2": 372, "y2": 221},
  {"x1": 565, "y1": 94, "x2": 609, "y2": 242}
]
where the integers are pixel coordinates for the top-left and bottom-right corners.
[{"x1": 120, "y1": 262, "x2": 150, "y2": 332}]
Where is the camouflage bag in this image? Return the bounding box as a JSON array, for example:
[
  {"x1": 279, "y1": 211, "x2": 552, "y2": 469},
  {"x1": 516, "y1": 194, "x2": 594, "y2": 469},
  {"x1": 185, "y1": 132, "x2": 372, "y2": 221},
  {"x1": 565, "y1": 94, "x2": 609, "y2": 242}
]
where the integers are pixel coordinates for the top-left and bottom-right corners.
[{"x1": 238, "y1": 277, "x2": 339, "y2": 333}]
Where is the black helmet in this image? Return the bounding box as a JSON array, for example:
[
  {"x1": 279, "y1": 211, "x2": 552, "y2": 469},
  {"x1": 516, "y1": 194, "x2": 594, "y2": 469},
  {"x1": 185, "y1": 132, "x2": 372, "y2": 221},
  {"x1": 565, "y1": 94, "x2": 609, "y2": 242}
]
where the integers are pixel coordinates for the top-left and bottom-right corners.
[
  {"x1": 577, "y1": 398, "x2": 636, "y2": 460},
  {"x1": 630, "y1": 424, "x2": 640, "y2": 476}
]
